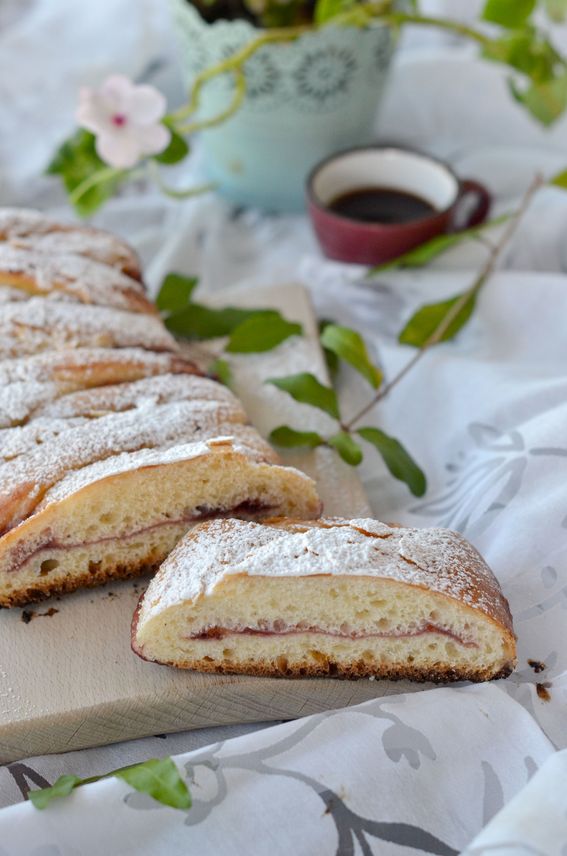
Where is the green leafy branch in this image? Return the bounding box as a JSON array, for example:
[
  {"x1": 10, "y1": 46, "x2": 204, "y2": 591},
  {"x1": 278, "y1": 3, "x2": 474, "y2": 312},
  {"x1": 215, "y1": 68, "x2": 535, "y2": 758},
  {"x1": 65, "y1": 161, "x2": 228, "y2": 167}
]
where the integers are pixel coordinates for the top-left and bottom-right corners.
[
  {"x1": 336, "y1": 172, "x2": 546, "y2": 433},
  {"x1": 154, "y1": 166, "x2": 563, "y2": 497},
  {"x1": 266, "y1": 328, "x2": 427, "y2": 497},
  {"x1": 156, "y1": 273, "x2": 303, "y2": 361},
  {"x1": 155, "y1": 274, "x2": 426, "y2": 494},
  {"x1": 29, "y1": 756, "x2": 191, "y2": 811},
  {"x1": 367, "y1": 214, "x2": 511, "y2": 275},
  {"x1": 266, "y1": 167, "x2": 566, "y2": 492}
]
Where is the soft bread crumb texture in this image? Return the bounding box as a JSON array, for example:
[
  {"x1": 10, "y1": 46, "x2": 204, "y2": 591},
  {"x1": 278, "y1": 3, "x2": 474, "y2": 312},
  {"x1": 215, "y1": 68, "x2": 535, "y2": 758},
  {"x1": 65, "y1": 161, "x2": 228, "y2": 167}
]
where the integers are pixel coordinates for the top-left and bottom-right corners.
[
  {"x1": 133, "y1": 517, "x2": 516, "y2": 682},
  {"x1": 0, "y1": 447, "x2": 321, "y2": 606}
]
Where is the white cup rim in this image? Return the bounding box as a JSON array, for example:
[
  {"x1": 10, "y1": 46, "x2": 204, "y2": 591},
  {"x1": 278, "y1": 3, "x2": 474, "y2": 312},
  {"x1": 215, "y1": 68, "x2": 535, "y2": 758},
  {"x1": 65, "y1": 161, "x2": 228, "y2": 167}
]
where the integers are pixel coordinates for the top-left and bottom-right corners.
[{"x1": 307, "y1": 145, "x2": 460, "y2": 225}]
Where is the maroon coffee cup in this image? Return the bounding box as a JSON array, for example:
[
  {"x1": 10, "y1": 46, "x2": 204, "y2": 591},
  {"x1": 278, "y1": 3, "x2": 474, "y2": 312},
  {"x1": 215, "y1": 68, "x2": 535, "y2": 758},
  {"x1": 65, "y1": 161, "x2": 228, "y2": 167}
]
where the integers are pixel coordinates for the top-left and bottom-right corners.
[{"x1": 307, "y1": 146, "x2": 491, "y2": 266}]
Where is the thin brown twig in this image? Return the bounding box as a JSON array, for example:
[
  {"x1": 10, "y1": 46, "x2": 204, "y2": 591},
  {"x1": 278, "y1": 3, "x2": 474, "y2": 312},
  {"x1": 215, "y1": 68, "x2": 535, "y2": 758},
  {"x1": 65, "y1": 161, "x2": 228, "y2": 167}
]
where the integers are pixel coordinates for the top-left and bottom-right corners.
[
  {"x1": 344, "y1": 173, "x2": 544, "y2": 431},
  {"x1": 471, "y1": 232, "x2": 498, "y2": 252}
]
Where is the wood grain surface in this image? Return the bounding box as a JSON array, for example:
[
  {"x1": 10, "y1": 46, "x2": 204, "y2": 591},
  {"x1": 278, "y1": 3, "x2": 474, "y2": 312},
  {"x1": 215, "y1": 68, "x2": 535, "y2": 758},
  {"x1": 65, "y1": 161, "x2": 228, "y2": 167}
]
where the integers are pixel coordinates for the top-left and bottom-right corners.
[{"x1": 0, "y1": 284, "x2": 419, "y2": 763}]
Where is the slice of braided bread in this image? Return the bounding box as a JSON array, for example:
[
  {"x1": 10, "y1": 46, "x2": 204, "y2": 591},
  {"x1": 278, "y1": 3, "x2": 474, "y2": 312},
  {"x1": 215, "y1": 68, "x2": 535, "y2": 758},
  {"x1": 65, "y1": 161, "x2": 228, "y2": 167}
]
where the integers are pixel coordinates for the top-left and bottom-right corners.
[
  {"x1": 0, "y1": 440, "x2": 320, "y2": 607},
  {"x1": 132, "y1": 517, "x2": 516, "y2": 683}
]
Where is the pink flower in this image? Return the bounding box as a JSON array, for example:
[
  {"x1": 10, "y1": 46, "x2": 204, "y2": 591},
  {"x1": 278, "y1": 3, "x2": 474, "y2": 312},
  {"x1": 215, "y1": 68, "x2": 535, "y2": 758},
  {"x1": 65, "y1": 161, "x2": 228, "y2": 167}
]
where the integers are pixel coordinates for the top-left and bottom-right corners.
[{"x1": 76, "y1": 74, "x2": 171, "y2": 169}]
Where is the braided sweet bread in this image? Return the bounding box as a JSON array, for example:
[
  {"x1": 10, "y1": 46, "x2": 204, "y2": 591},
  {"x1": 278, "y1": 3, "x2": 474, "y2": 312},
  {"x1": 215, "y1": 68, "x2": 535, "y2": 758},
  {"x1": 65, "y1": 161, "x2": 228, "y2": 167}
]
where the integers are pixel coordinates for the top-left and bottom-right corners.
[{"x1": 0, "y1": 209, "x2": 320, "y2": 606}]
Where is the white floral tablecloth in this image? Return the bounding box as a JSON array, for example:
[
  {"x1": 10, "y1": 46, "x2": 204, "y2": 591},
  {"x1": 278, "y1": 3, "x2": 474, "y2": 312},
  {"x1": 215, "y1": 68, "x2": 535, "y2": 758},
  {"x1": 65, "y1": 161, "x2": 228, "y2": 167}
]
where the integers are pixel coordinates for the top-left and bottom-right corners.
[{"x1": 1, "y1": 1, "x2": 567, "y2": 853}]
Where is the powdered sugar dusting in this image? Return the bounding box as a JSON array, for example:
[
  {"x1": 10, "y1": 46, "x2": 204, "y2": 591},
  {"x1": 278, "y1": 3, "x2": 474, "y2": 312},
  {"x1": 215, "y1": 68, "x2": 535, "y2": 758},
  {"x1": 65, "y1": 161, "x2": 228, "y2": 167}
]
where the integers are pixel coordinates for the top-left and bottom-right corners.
[
  {"x1": 0, "y1": 401, "x2": 278, "y2": 529},
  {"x1": 39, "y1": 438, "x2": 301, "y2": 507},
  {"x1": 0, "y1": 417, "x2": 89, "y2": 459},
  {"x1": 36, "y1": 373, "x2": 238, "y2": 419},
  {"x1": 0, "y1": 299, "x2": 176, "y2": 358},
  {"x1": 0, "y1": 348, "x2": 193, "y2": 386},
  {"x1": 0, "y1": 209, "x2": 57, "y2": 237},
  {"x1": 144, "y1": 518, "x2": 513, "y2": 632},
  {"x1": 0, "y1": 246, "x2": 152, "y2": 314},
  {"x1": 0, "y1": 207, "x2": 140, "y2": 276},
  {"x1": 0, "y1": 288, "x2": 27, "y2": 303},
  {"x1": 0, "y1": 392, "x2": 247, "y2": 461},
  {"x1": 9, "y1": 232, "x2": 140, "y2": 277},
  {"x1": 0, "y1": 349, "x2": 198, "y2": 428}
]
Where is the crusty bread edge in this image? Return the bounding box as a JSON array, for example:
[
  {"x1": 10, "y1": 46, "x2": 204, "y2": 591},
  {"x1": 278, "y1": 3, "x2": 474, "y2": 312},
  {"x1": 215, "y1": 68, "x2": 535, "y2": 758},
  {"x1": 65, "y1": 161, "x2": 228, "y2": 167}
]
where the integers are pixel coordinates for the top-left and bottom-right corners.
[
  {"x1": 3, "y1": 556, "x2": 161, "y2": 608},
  {"x1": 146, "y1": 657, "x2": 516, "y2": 682}
]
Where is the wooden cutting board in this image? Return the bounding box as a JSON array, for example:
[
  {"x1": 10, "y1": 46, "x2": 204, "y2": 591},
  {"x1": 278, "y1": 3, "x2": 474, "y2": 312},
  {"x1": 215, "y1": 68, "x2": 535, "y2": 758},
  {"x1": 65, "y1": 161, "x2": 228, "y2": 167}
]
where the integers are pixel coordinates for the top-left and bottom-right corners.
[{"x1": 0, "y1": 284, "x2": 416, "y2": 763}]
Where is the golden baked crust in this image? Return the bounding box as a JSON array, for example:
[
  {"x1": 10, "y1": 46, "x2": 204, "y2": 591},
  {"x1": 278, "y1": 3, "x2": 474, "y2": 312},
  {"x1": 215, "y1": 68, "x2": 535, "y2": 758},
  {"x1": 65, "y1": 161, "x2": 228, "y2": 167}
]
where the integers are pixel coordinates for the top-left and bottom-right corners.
[
  {"x1": 4, "y1": 555, "x2": 162, "y2": 608},
  {"x1": 146, "y1": 654, "x2": 515, "y2": 682}
]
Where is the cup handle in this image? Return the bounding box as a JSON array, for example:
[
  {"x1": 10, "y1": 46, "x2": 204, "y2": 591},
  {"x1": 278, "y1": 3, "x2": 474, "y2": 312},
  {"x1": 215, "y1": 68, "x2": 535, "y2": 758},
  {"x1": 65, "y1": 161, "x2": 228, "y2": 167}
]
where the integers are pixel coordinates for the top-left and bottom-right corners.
[{"x1": 449, "y1": 179, "x2": 491, "y2": 232}]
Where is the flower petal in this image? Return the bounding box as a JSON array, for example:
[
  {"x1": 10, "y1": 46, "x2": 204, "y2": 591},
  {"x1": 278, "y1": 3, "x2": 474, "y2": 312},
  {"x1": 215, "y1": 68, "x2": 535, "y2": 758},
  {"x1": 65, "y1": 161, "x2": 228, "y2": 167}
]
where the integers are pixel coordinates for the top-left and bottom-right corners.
[
  {"x1": 77, "y1": 90, "x2": 119, "y2": 134},
  {"x1": 95, "y1": 130, "x2": 142, "y2": 169},
  {"x1": 138, "y1": 123, "x2": 171, "y2": 157},
  {"x1": 128, "y1": 85, "x2": 168, "y2": 125},
  {"x1": 99, "y1": 74, "x2": 135, "y2": 113},
  {"x1": 76, "y1": 88, "x2": 106, "y2": 133}
]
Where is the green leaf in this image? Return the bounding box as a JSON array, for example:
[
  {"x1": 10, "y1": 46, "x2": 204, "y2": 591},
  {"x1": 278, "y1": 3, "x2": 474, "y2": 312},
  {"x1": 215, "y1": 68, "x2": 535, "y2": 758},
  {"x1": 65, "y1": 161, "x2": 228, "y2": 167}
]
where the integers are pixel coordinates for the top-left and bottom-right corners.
[
  {"x1": 269, "y1": 426, "x2": 324, "y2": 448},
  {"x1": 510, "y1": 71, "x2": 567, "y2": 126},
  {"x1": 165, "y1": 304, "x2": 261, "y2": 339},
  {"x1": 328, "y1": 431, "x2": 363, "y2": 465},
  {"x1": 314, "y1": 0, "x2": 356, "y2": 24},
  {"x1": 29, "y1": 758, "x2": 191, "y2": 812},
  {"x1": 156, "y1": 273, "x2": 198, "y2": 313},
  {"x1": 115, "y1": 758, "x2": 191, "y2": 811},
  {"x1": 226, "y1": 312, "x2": 302, "y2": 353},
  {"x1": 484, "y1": 32, "x2": 561, "y2": 85},
  {"x1": 550, "y1": 167, "x2": 567, "y2": 189},
  {"x1": 319, "y1": 319, "x2": 339, "y2": 378},
  {"x1": 320, "y1": 324, "x2": 382, "y2": 389},
  {"x1": 153, "y1": 127, "x2": 190, "y2": 166},
  {"x1": 29, "y1": 775, "x2": 82, "y2": 809},
  {"x1": 267, "y1": 373, "x2": 340, "y2": 420},
  {"x1": 209, "y1": 357, "x2": 232, "y2": 386},
  {"x1": 482, "y1": 0, "x2": 536, "y2": 28},
  {"x1": 165, "y1": 303, "x2": 300, "y2": 344},
  {"x1": 398, "y1": 292, "x2": 477, "y2": 348},
  {"x1": 368, "y1": 215, "x2": 509, "y2": 274},
  {"x1": 545, "y1": 0, "x2": 567, "y2": 22},
  {"x1": 357, "y1": 427, "x2": 426, "y2": 497},
  {"x1": 46, "y1": 129, "x2": 125, "y2": 217}
]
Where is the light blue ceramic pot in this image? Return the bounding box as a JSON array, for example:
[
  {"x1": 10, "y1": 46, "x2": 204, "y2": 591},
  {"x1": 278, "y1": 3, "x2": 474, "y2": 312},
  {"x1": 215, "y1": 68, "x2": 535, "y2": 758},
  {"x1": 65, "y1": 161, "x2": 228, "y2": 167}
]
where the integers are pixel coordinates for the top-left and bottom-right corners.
[{"x1": 171, "y1": 0, "x2": 395, "y2": 211}]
